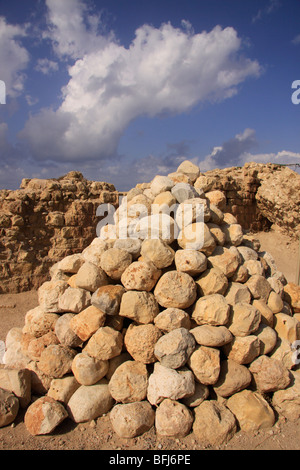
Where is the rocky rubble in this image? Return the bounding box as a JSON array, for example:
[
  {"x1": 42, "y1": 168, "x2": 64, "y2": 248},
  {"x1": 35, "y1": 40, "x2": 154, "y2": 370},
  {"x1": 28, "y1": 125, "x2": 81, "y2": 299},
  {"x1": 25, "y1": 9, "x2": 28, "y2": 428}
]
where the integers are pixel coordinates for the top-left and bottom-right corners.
[{"x1": 1, "y1": 160, "x2": 300, "y2": 447}]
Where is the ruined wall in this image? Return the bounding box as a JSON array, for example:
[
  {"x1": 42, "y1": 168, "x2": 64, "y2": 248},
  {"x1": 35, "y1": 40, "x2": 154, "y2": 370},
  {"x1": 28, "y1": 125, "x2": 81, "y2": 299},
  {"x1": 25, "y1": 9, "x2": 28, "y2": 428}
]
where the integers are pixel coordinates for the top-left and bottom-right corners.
[{"x1": 0, "y1": 171, "x2": 120, "y2": 293}]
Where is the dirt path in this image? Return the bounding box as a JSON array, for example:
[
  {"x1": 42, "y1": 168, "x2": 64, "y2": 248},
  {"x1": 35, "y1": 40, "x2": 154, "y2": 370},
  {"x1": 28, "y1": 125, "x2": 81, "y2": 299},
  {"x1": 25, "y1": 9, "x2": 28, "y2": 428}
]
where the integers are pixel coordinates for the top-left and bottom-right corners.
[{"x1": 0, "y1": 229, "x2": 299, "y2": 451}]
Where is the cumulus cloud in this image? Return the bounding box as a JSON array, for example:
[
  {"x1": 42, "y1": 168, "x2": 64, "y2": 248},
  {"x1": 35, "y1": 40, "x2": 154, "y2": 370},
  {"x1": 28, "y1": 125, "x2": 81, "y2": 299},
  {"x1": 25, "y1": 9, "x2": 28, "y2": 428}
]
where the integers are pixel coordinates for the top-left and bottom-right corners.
[
  {"x1": 19, "y1": 0, "x2": 261, "y2": 163},
  {"x1": 0, "y1": 16, "x2": 29, "y2": 97}
]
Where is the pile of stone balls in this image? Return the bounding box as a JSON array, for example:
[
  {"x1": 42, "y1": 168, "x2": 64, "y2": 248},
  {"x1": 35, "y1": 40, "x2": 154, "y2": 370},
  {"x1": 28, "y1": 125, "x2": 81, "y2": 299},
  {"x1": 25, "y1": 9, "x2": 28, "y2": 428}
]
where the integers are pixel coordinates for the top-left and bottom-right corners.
[{"x1": 1, "y1": 160, "x2": 300, "y2": 447}]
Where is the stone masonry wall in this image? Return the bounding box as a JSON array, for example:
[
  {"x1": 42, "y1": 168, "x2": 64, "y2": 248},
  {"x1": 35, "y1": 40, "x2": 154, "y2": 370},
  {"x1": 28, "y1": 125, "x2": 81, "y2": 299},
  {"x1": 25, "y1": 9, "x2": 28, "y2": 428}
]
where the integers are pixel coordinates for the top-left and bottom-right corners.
[{"x1": 0, "y1": 171, "x2": 120, "y2": 294}]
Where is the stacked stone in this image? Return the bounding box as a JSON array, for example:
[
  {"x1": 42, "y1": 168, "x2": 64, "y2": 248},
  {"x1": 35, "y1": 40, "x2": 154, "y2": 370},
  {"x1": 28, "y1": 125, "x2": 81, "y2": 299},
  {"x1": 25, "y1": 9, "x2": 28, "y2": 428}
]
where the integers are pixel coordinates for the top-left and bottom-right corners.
[{"x1": 1, "y1": 160, "x2": 300, "y2": 447}]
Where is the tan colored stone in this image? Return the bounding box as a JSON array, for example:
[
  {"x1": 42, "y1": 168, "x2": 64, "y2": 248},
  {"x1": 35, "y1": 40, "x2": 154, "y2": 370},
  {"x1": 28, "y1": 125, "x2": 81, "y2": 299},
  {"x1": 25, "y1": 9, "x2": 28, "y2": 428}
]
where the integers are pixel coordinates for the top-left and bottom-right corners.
[
  {"x1": 154, "y1": 271, "x2": 197, "y2": 309},
  {"x1": 69, "y1": 305, "x2": 106, "y2": 342},
  {"x1": 213, "y1": 359, "x2": 252, "y2": 397},
  {"x1": 273, "y1": 313, "x2": 300, "y2": 343},
  {"x1": 196, "y1": 267, "x2": 228, "y2": 296},
  {"x1": 155, "y1": 399, "x2": 193, "y2": 438},
  {"x1": 252, "y1": 299, "x2": 274, "y2": 327},
  {"x1": 38, "y1": 280, "x2": 69, "y2": 313},
  {"x1": 174, "y1": 249, "x2": 207, "y2": 276},
  {"x1": 47, "y1": 375, "x2": 80, "y2": 404},
  {"x1": 246, "y1": 275, "x2": 272, "y2": 302},
  {"x1": 24, "y1": 396, "x2": 68, "y2": 435},
  {"x1": 249, "y1": 355, "x2": 291, "y2": 393},
  {"x1": 147, "y1": 363, "x2": 195, "y2": 405},
  {"x1": 190, "y1": 325, "x2": 233, "y2": 347},
  {"x1": 38, "y1": 344, "x2": 77, "y2": 379},
  {"x1": 188, "y1": 345, "x2": 220, "y2": 385},
  {"x1": 154, "y1": 308, "x2": 191, "y2": 333},
  {"x1": 23, "y1": 307, "x2": 59, "y2": 338},
  {"x1": 193, "y1": 400, "x2": 237, "y2": 447},
  {"x1": 151, "y1": 191, "x2": 177, "y2": 214},
  {"x1": 224, "y1": 282, "x2": 251, "y2": 305},
  {"x1": 0, "y1": 388, "x2": 19, "y2": 428},
  {"x1": 254, "y1": 323, "x2": 277, "y2": 355},
  {"x1": 228, "y1": 302, "x2": 261, "y2": 337},
  {"x1": 119, "y1": 290, "x2": 159, "y2": 324},
  {"x1": 100, "y1": 248, "x2": 132, "y2": 280},
  {"x1": 227, "y1": 390, "x2": 275, "y2": 432},
  {"x1": 91, "y1": 285, "x2": 125, "y2": 316},
  {"x1": 272, "y1": 370, "x2": 300, "y2": 421},
  {"x1": 223, "y1": 335, "x2": 261, "y2": 364},
  {"x1": 71, "y1": 352, "x2": 109, "y2": 386},
  {"x1": 208, "y1": 246, "x2": 240, "y2": 278},
  {"x1": 74, "y1": 262, "x2": 108, "y2": 292},
  {"x1": 178, "y1": 223, "x2": 216, "y2": 255},
  {"x1": 182, "y1": 382, "x2": 209, "y2": 407},
  {"x1": 267, "y1": 291, "x2": 284, "y2": 314},
  {"x1": 207, "y1": 222, "x2": 226, "y2": 246},
  {"x1": 58, "y1": 287, "x2": 91, "y2": 314},
  {"x1": 177, "y1": 160, "x2": 200, "y2": 182},
  {"x1": 140, "y1": 238, "x2": 175, "y2": 269},
  {"x1": 222, "y1": 223, "x2": 244, "y2": 247},
  {"x1": 54, "y1": 314, "x2": 83, "y2": 348},
  {"x1": 110, "y1": 401, "x2": 155, "y2": 438},
  {"x1": 192, "y1": 294, "x2": 230, "y2": 326},
  {"x1": 283, "y1": 282, "x2": 300, "y2": 313},
  {"x1": 121, "y1": 261, "x2": 161, "y2": 291},
  {"x1": 108, "y1": 360, "x2": 148, "y2": 403},
  {"x1": 154, "y1": 328, "x2": 196, "y2": 369},
  {"x1": 0, "y1": 366, "x2": 31, "y2": 408},
  {"x1": 84, "y1": 327, "x2": 123, "y2": 361},
  {"x1": 27, "y1": 331, "x2": 60, "y2": 361},
  {"x1": 205, "y1": 190, "x2": 226, "y2": 211},
  {"x1": 124, "y1": 323, "x2": 162, "y2": 364}
]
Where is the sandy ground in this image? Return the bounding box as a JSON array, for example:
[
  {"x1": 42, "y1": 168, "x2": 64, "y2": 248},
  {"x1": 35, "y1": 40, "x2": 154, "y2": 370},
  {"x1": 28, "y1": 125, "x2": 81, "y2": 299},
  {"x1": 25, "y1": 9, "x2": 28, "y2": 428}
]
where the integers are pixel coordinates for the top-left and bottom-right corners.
[{"x1": 0, "y1": 229, "x2": 299, "y2": 452}]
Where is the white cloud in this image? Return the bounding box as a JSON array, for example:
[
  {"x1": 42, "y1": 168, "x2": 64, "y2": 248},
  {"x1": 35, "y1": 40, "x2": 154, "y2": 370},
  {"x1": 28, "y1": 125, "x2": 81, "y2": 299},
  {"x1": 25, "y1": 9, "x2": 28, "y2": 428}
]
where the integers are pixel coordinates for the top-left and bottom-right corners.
[
  {"x1": 197, "y1": 128, "x2": 300, "y2": 172},
  {"x1": 0, "y1": 16, "x2": 29, "y2": 97},
  {"x1": 35, "y1": 58, "x2": 59, "y2": 74},
  {"x1": 20, "y1": 4, "x2": 261, "y2": 163}
]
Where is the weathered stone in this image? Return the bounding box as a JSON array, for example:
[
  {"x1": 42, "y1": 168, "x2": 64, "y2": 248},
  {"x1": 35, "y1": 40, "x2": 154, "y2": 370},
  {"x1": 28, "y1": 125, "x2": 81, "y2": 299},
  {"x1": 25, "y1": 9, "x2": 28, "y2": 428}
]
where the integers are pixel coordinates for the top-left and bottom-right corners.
[
  {"x1": 67, "y1": 379, "x2": 114, "y2": 423},
  {"x1": 196, "y1": 267, "x2": 228, "y2": 296},
  {"x1": 47, "y1": 375, "x2": 80, "y2": 404},
  {"x1": 124, "y1": 323, "x2": 162, "y2": 364},
  {"x1": 24, "y1": 396, "x2": 68, "y2": 435},
  {"x1": 246, "y1": 275, "x2": 272, "y2": 302},
  {"x1": 71, "y1": 352, "x2": 109, "y2": 386},
  {"x1": 231, "y1": 265, "x2": 249, "y2": 283},
  {"x1": 207, "y1": 222, "x2": 226, "y2": 246},
  {"x1": 69, "y1": 305, "x2": 106, "y2": 342},
  {"x1": 100, "y1": 248, "x2": 132, "y2": 281},
  {"x1": 228, "y1": 302, "x2": 261, "y2": 337},
  {"x1": 25, "y1": 361, "x2": 52, "y2": 395},
  {"x1": 188, "y1": 345, "x2": 220, "y2": 385},
  {"x1": 154, "y1": 328, "x2": 196, "y2": 369},
  {"x1": 0, "y1": 388, "x2": 19, "y2": 427},
  {"x1": 223, "y1": 335, "x2": 261, "y2": 364},
  {"x1": 205, "y1": 190, "x2": 226, "y2": 211},
  {"x1": 237, "y1": 246, "x2": 259, "y2": 262},
  {"x1": 74, "y1": 262, "x2": 108, "y2": 292},
  {"x1": 57, "y1": 254, "x2": 85, "y2": 273},
  {"x1": 270, "y1": 338, "x2": 296, "y2": 370},
  {"x1": 249, "y1": 355, "x2": 291, "y2": 393},
  {"x1": 38, "y1": 280, "x2": 69, "y2": 313},
  {"x1": 26, "y1": 331, "x2": 60, "y2": 360},
  {"x1": 38, "y1": 344, "x2": 77, "y2": 379},
  {"x1": 177, "y1": 160, "x2": 200, "y2": 182},
  {"x1": 22, "y1": 307, "x2": 59, "y2": 338},
  {"x1": 0, "y1": 366, "x2": 31, "y2": 408},
  {"x1": 84, "y1": 327, "x2": 123, "y2": 361},
  {"x1": 121, "y1": 261, "x2": 161, "y2": 292},
  {"x1": 213, "y1": 359, "x2": 252, "y2": 397},
  {"x1": 224, "y1": 282, "x2": 251, "y2": 305},
  {"x1": 226, "y1": 390, "x2": 275, "y2": 432},
  {"x1": 176, "y1": 198, "x2": 211, "y2": 227},
  {"x1": 154, "y1": 271, "x2": 197, "y2": 309},
  {"x1": 283, "y1": 282, "x2": 300, "y2": 313},
  {"x1": 135, "y1": 213, "x2": 178, "y2": 243},
  {"x1": 110, "y1": 401, "x2": 155, "y2": 438},
  {"x1": 105, "y1": 353, "x2": 132, "y2": 381},
  {"x1": 147, "y1": 363, "x2": 195, "y2": 406},
  {"x1": 151, "y1": 191, "x2": 177, "y2": 215},
  {"x1": 171, "y1": 182, "x2": 199, "y2": 203},
  {"x1": 192, "y1": 294, "x2": 230, "y2": 326},
  {"x1": 174, "y1": 249, "x2": 207, "y2": 276},
  {"x1": 267, "y1": 291, "x2": 284, "y2": 314},
  {"x1": 178, "y1": 223, "x2": 216, "y2": 255},
  {"x1": 113, "y1": 238, "x2": 142, "y2": 260},
  {"x1": 190, "y1": 325, "x2": 233, "y2": 347},
  {"x1": 108, "y1": 360, "x2": 148, "y2": 403},
  {"x1": 272, "y1": 370, "x2": 300, "y2": 421},
  {"x1": 254, "y1": 323, "x2": 277, "y2": 355},
  {"x1": 252, "y1": 299, "x2": 274, "y2": 327},
  {"x1": 155, "y1": 399, "x2": 193, "y2": 437},
  {"x1": 58, "y1": 287, "x2": 91, "y2": 314},
  {"x1": 140, "y1": 238, "x2": 175, "y2": 269},
  {"x1": 222, "y1": 223, "x2": 244, "y2": 247},
  {"x1": 119, "y1": 290, "x2": 159, "y2": 324},
  {"x1": 273, "y1": 313, "x2": 300, "y2": 343},
  {"x1": 150, "y1": 175, "x2": 174, "y2": 196},
  {"x1": 182, "y1": 382, "x2": 209, "y2": 407},
  {"x1": 55, "y1": 314, "x2": 83, "y2": 348},
  {"x1": 154, "y1": 308, "x2": 191, "y2": 333},
  {"x1": 209, "y1": 246, "x2": 240, "y2": 278},
  {"x1": 91, "y1": 285, "x2": 125, "y2": 316},
  {"x1": 193, "y1": 400, "x2": 237, "y2": 447}
]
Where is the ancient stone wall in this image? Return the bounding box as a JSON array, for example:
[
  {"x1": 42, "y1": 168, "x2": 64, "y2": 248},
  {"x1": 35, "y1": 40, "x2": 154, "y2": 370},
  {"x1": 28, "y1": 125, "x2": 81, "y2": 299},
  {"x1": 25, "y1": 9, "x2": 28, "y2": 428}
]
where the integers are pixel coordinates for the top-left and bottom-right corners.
[{"x1": 0, "y1": 171, "x2": 120, "y2": 294}]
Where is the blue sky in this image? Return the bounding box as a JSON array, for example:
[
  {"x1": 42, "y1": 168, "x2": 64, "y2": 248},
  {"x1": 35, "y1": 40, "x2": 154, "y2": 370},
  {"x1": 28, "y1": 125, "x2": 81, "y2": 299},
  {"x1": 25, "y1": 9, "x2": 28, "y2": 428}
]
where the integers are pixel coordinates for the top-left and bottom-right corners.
[{"x1": 0, "y1": 0, "x2": 300, "y2": 191}]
